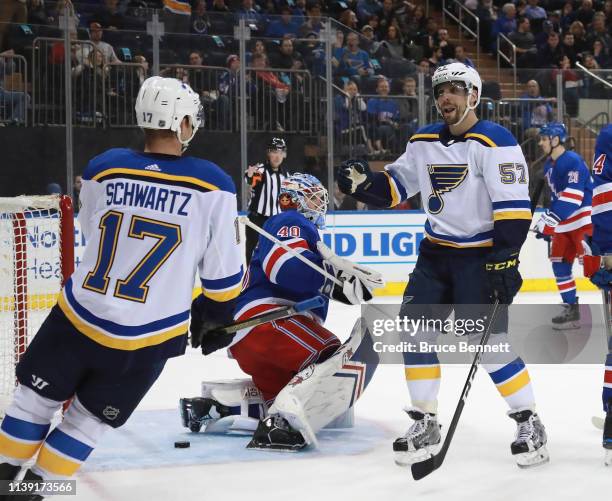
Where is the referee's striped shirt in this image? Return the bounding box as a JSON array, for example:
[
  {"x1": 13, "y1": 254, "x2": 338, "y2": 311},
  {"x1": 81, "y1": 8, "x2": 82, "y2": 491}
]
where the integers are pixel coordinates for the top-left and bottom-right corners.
[{"x1": 247, "y1": 163, "x2": 287, "y2": 216}]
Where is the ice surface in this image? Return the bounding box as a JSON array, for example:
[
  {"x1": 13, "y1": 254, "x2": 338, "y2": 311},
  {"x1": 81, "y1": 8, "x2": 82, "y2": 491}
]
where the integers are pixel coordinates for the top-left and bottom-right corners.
[{"x1": 54, "y1": 292, "x2": 612, "y2": 500}]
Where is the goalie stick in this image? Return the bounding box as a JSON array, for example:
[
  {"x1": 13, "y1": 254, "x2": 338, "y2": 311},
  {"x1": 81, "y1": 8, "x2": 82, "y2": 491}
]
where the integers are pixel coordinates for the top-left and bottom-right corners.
[{"x1": 411, "y1": 299, "x2": 501, "y2": 481}]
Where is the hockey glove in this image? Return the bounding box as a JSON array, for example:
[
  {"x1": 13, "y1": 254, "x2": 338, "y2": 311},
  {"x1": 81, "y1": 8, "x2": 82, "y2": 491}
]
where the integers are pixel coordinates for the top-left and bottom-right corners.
[
  {"x1": 485, "y1": 248, "x2": 523, "y2": 304},
  {"x1": 582, "y1": 238, "x2": 612, "y2": 291},
  {"x1": 532, "y1": 210, "x2": 560, "y2": 239},
  {"x1": 190, "y1": 295, "x2": 235, "y2": 355},
  {"x1": 337, "y1": 159, "x2": 374, "y2": 195}
]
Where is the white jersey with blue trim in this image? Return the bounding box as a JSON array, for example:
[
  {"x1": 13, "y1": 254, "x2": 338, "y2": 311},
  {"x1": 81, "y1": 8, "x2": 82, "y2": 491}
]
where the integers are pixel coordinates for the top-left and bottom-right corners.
[
  {"x1": 59, "y1": 148, "x2": 243, "y2": 360},
  {"x1": 385, "y1": 120, "x2": 532, "y2": 248}
]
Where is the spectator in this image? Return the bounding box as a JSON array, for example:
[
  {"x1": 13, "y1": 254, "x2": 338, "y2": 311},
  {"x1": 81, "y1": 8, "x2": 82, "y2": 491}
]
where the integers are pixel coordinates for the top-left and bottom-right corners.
[
  {"x1": 357, "y1": 0, "x2": 382, "y2": 23},
  {"x1": 367, "y1": 77, "x2": 400, "y2": 156},
  {"x1": 0, "y1": 49, "x2": 30, "y2": 124},
  {"x1": 586, "y1": 13, "x2": 611, "y2": 51},
  {"x1": 339, "y1": 9, "x2": 359, "y2": 31},
  {"x1": 27, "y1": 0, "x2": 49, "y2": 26},
  {"x1": 248, "y1": 39, "x2": 267, "y2": 64},
  {"x1": 593, "y1": 39, "x2": 610, "y2": 68},
  {"x1": 211, "y1": 0, "x2": 231, "y2": 14},
  {"x1": 265, "y1": 5, "x2": 300, "y2": 38},
  {"x1": 520, "y1": 79, "x2": 553, "y2": 139},
  {"x1": 435, "y1": 28, "x2": 455, "y2": 60},
  {"x1": 46, "y1": 183, "x2": 62, "y2": 195},
  {"x1": 427, "y1": 45, "x2": 445, "y2": 69},
  {"x1": 381, "y1": 24, "x2": 404, "y2": 59},
  {"x1": 560, "y1": 1, "x2": 576, "y2": 32},
  {"x1": 416, "y1": 57, "x2": 432, "y2": 91},
  {"x1": 299, "y1": 3, "x2": 324, "y2": 37},
  {"x1": 536, "y1": 31, "x2": 563, "y2": 68},
  {"x1": 133, "y1": 54, "x2": 149, "y2": 86},
  {"x1": 561, "y1": 32, "x2": 578, "y2": 65},
  {"x1": 73, "y1": 175, "x2": 82, "y2": 208},
  {"x1": 217, "y1": 54, "x2": 250, "y2": 130},
  {"x1": 191, "y1": 0, "x2": 211, "y2": 35},
  {"x1": 338, "y1": 32, "x2": 374, "y2": 79},
  {"x1": 92, "y1": 0, "x2": 125, "y2": 30},
  {"x1": 334, "y1": 80, "x2": 374, "y2": 158},
  {"x1": 251, "y1": 52, "x2": 291, "y2": 130},
  {"x1": 361, "y1": 24, "x2": 384, "y2": 59},
  {"x1": 575, "y1": 0, "x2": 595, "y2": 28},
  {"x1": 237, "y1": 0, "x2": 262, "y2": 32},
  {"x1": 476, "y1": 0, "x2": 497, "y2": 53},
  {"x1": 270, "y1": 37, "x2": 304, "y2": 70},
  {"x1": 403, "y1": 4, "x2": 426, "y2": 43},
  {"x1": 79, "y1": 22, "x2": 119, "y2": 65},
  {"x1": 580, "y1": 53, "x2": 609, "y2": 98},
  {"x1": 569, "y1": 20, "x2": 590, "y2": 53},
  {"x1": 73, "y1": 49, "x2": 111, "y2": 120},
  {"x1": 552, "y1": 54, "x2": 582, "y2": 116},
  {"x1": 523, "y1": 0, "x2": 547, "y2": 21},
  {"x1": 292, "y1": 0, "x2": 307, "y2": 21},
  {"x1": 452, "y1": 45, "x2": 475, "y2": 68},
  {"x1": 398, "y1": 76, "x2": 418, "y2": 139},
  {"x1": 509, "y1": 16, "x2": 537, "y2": 68},
  {"x1": 300, "y1": 31, "x2": 325, "y2": 76},
  {"x1": 378, "y1": 0, "x2": 397, "y2": 39},
  {"x1": 492, "y1": 3, "x2": 517, "y2": 51},
  {"x1": 49, "y1": 0, "x2": 79, "y2": 33}
]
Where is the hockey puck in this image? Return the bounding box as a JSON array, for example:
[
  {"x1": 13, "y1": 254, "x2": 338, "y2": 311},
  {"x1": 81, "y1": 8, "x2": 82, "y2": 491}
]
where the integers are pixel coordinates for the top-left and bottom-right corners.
[{"x1": 174, "y1": 441, "x2": 190, "y2": 449}]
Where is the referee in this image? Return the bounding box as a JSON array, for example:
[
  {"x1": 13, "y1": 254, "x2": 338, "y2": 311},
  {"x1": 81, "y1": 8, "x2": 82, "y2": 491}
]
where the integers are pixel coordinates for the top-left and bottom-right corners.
[{"x1": 245, "y1": 137, "x2": 289, "y2": 263}]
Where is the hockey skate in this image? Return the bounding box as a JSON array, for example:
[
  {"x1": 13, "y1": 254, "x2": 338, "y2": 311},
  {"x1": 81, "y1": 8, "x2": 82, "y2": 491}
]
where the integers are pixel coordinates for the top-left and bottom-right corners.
[
  {"x1": 393, "y1": 407, "x2": 441, "y2": 467},
  {"x1": 179, "y1": 397, "x2": 231, "y2": 432},
  {"x1": 246, "y1": 414, "x2": 307, "y2": 452},
  {"x1": 551, "y1": 301, "x2": 580, "y2": 330},
  {"x1": 604, "y1": 403, "x2": 612, "y2": 467},
  {"x1": 508, "y1": 408, "x2": 549, "y2": 468}
]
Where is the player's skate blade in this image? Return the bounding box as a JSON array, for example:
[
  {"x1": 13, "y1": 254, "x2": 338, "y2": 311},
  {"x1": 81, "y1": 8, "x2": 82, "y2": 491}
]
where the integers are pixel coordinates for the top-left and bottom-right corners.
[
  {"x1": 246, "y1": 415, "x2": 307, "y2": 452},
  {"x1": 508, "y1": 408, "x2": 549, "y2": 469},
  {"x1": 393, "y1": 408, "x2": 441, "y2": 467},
  {"x1": 551, "y1": 303, "x2": 580, "y2": 330}
]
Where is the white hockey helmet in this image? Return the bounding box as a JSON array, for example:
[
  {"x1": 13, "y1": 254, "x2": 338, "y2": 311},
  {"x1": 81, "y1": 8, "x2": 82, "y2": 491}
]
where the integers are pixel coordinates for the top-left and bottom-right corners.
[
  {"x1": 432, "y1": 63, "x2": 482, "y2": 125},
  {"x1": 135, "y1": 76, "x2": 203, "y2": 149}
]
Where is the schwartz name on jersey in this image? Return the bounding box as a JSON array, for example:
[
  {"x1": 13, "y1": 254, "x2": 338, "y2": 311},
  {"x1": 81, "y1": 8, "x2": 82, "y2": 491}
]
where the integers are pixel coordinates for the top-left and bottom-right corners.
[
  {"x1": 544, "y1": 150, "x2": 593, "y2": 233},
  {"x1": 381, "y1": 120, "x2": 532, "y2": 250},
  {"x1": 61, "y1": 148, "x2": 244, "y2": 364},
  {"x1": 232, "y1": 209, "x2": 330, "y2": 346},
  {"x1": 592, "y1": 124, "x2": 612, "y2": 253}
]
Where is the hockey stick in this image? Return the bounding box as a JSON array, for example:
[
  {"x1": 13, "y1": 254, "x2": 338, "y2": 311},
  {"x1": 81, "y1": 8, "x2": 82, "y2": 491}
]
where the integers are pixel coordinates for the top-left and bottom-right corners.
[
  {"x1": 239, "y1": 216, "x2": 343, "y2": 286},
  {"x1": 219, "y1": 296, "x2": 326, "y2": 334},
  {"x1": 411, "y1": 299, "x2": 501, "y2": 481}
]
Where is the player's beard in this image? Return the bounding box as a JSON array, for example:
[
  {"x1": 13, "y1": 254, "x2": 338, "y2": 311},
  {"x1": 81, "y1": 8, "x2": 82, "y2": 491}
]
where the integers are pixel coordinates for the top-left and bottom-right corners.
[{"x1": 441, "y1": 102, "x2": 466, "y2": 126}]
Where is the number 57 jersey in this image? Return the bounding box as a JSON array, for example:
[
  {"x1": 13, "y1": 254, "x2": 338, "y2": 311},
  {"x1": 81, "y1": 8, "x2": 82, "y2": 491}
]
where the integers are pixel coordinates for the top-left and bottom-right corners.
[
  {"x1": 59, "y1": 148, "x2": 244, "y2": 364},
  {"x1": 385, "y1": 120, "x2": 532, "y2": 249}
]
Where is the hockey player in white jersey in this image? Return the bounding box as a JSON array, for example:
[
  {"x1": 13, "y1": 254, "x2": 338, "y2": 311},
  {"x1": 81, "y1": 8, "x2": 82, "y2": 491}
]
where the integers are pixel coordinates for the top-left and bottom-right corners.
[
  {"x1": 0, "y1": 77, "x2": 243, "y2": 498},
  {"x1": 338, "y1": 63, "x2": 549, "y2": 469}
]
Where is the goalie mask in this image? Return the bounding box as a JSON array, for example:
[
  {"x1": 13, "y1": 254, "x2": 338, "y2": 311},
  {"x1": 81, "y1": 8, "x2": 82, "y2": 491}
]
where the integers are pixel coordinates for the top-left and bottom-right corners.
[
  {"x1": 279, "y1": 173, "x2": 328, "y2": 229},
  {"x1": 135, "y1": 76, "x2": 204, "y2": 151}
]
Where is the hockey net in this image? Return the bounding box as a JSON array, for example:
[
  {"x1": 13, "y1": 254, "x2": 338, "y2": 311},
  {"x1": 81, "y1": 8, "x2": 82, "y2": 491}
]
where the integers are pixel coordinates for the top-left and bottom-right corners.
[{"x1": 0, "y1": 195, "x2": 74, "y2": 411}]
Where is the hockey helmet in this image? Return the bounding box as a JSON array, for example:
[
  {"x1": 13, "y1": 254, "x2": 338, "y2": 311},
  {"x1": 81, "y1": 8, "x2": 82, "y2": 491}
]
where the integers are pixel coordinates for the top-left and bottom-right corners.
[
  {"x1": 539, "y1": 122, "x2": 568, "y2": 143},
  {"x1": 279, "y1": 173, "x2": 328, "y2": 229},
  {"x1": 432, "y1": 63, "x2": 482, "y2": 125},
  {"x1": 135, "y1": 76, "x2": 203, "y2": 150}
]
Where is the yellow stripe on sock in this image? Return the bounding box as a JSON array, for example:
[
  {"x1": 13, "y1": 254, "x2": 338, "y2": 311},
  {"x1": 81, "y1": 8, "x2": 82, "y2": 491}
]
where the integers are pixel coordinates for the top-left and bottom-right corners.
[
  {"x1": 0, "y1": 434, "x2": 43, "y2": 460},
  {"x1": 36, "y1": 445, "x2": 82, "y2": 477},
  {"x1": 497, "y1": 370, "x2": 531, "y2": 397},
  {"x1": 405, "y1": 366, "x2": 441, "y2": 380}
]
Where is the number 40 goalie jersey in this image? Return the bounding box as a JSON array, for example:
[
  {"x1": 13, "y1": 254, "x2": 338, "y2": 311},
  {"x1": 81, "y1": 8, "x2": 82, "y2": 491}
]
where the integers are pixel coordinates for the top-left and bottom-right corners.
[
  {"x1": 384, "y1": 120, "x2": 532, "y2": 248},
  {"x1": 59, "y1": 148, "x2": 244, "y2": 364}
]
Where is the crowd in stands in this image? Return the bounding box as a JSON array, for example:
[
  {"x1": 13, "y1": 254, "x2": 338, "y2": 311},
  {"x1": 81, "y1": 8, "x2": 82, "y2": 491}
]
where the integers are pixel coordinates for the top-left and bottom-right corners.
[{"x1": 0, "y1": 0, "x2": 609, "y2": 134}]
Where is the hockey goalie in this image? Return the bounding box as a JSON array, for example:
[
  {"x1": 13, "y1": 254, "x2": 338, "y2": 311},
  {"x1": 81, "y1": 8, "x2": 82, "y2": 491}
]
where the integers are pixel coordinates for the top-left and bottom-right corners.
[{"x1": 181, "y1": 173, "x2": 382, "y2": 451}]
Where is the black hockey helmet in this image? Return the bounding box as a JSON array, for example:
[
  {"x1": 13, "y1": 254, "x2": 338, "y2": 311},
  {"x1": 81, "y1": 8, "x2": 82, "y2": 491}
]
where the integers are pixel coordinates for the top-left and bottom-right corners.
[{"x1": 267, "y1": 137, "x2": 287, "y2": 152}]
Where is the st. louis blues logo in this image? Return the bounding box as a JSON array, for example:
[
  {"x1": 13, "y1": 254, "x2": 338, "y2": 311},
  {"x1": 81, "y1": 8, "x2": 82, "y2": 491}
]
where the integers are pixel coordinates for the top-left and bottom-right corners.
[{"x1": 426, "y1": 164, "x2": 469, "y2": 214}]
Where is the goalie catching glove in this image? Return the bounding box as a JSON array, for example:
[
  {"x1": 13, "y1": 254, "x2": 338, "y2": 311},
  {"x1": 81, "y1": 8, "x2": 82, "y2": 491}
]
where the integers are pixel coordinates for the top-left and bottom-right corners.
[{"x1": 317, "y1": 241, "x2": 385, "y2": 305}]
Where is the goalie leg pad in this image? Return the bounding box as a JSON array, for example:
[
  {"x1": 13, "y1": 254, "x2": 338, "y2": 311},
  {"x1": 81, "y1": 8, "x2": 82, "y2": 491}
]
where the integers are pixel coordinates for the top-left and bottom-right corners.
[{"x1": 268, "y1": 317, "x2": 380, "y2": 448}]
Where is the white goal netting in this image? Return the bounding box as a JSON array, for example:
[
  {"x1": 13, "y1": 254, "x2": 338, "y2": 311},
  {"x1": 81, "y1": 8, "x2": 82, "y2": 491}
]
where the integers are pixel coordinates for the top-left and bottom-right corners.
[{"x1": 0, "y1": 195, "x2": 73, "y2": 410}]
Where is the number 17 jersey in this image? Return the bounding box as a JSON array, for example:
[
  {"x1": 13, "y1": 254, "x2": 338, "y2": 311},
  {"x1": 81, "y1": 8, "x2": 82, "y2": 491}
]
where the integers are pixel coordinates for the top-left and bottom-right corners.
[{"x1": 58, "y1": 148, "x2": 244, "y2": 365}]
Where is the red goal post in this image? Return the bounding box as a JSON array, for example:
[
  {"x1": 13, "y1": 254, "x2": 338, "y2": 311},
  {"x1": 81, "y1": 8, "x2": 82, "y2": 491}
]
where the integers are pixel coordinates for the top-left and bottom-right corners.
[{"x1": 0, "y1": 195, "x2": 74, "y2": 408}]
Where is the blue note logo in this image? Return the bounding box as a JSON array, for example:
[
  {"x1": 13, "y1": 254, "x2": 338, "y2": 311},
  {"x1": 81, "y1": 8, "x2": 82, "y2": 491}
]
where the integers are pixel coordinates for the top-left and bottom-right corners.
[{"x1": 426, "y1": 164, "x2": 469, "y2": 214}]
